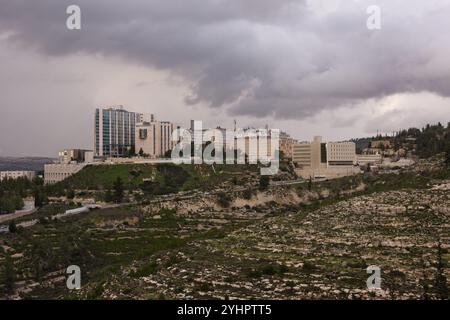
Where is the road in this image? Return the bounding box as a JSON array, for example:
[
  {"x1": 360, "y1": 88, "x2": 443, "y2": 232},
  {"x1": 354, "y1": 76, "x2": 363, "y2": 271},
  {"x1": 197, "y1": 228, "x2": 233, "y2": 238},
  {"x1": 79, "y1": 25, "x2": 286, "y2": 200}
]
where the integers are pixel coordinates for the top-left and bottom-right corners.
[{"x1": 0, "y1": 200, "x2": 36, "y2": 224}]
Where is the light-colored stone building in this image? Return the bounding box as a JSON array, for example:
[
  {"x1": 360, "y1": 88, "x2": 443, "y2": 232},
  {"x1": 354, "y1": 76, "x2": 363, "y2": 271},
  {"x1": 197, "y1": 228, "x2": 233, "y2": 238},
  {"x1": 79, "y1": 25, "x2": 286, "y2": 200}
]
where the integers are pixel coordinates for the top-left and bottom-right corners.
[
  {"x1": 356, "y1": 154, "x2": 383, "y2": 166},
  {"x1": 279, "y1": 132, "x2": 296, "y2": 160},
  {"x1": 58, "y1": 149, "x2": 93, "y2": 164},
  {"x1": 44, "y1": 164, "x2": 84, "y2": 184},
  {"x1": 135, "y1": 120, "x2": 176, "y2": 158},
  {"x1": 0, "y1": 171, "x2": 36, "y2": 181},
  {"x1": 327, "y1": 141, "x2": 356, "y2": 166},
  {"x1": 293, "y1": 136, "x2": 360, "y2": 179}
]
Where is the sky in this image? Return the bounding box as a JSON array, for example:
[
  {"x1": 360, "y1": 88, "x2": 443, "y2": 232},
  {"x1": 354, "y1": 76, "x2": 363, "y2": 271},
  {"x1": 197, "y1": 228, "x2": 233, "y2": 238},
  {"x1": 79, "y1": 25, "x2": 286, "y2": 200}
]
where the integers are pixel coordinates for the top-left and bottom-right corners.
[{"x1": 0, "y1": 0, "x2": 450, "y2": 157}]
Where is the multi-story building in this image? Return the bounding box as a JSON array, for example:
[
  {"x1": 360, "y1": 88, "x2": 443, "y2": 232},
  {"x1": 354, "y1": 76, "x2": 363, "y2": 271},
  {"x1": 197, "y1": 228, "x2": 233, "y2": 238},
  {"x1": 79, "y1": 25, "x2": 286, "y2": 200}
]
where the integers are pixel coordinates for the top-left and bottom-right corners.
[
  {"x1": 0, "y1": 171, "x2": 36, "y2": 181},
  {"x1": 327, "y1": 141, "x2": 356, "y2": 166},
  {"x1": 356, "y1": 154, "x2": 383, "y2": 166},
  {"x1": 292, "y1": 136, "x2": 324, "y2": 169},
  {"x1": 135, "y1": 119, "x2": 176, "y2": 158},
  {"x1": 58, "y1": 149, "x2": 93, "y2": 164},
  {"x1": 44, "y1": 164, "x2": 84, "y2": 185},
  {"x1": 95, "y1": 106, "x2": 151, "y2": 158},
  {"x1": 279, "y1": 132, "x2": 296, "y2": 160},
  {"x1": 293, "y1": 136, "x2": 359, "y2": 179}
]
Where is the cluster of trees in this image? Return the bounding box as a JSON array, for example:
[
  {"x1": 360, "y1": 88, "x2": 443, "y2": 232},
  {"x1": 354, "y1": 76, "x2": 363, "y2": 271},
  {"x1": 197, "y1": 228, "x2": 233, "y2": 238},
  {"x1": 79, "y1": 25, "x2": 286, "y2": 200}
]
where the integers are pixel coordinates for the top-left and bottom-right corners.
[
  {"x1": 103, "y1": 177, "x2": 124, "y2": 203},
  {"x1": 0, "y1": 195, "x2": 24, "y2": 214},
  {"x1": 0, "y1": 177, "x2": 37, "y2": 214},
  {"x1": 394, "y1": 122, "x2": 450, "y2": 160},
  {"x1": 139, "y1": 164, "x2": 189, "y2": 195}
]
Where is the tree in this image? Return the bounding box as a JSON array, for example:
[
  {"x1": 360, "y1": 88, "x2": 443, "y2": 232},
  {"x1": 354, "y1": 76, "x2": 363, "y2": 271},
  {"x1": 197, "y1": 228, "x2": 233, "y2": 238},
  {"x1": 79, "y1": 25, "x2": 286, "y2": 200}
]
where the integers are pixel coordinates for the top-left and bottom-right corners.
[
  {"x1": 33, "y1": 187, "x2": 47, "y2": 208},
  {"x1": 8, "y1": 221, "x2": 17, "y2": 233},
  {"x1": 113, "y1": 177, "x2": 124, "y2": 203},
  {"x1": 259, "y1": 175, "x2": 270, "y2": 191},
  {"x1": 66, "y1": 189, "x2": 75, "y2": 200},
  {"x1": 164, "y1": 149, "x2": 172, "y2": 158},
  {"x1": 104, "y1": 189, "x2": 113, "y2": 203},
  {"x1": 217, "y1": 192, "x2": 231, "y2": 208},
  {"x1": 129, "y1": 145, "x2": 136, "y2": 157},
  {"x1": 434, "y1": 239, "x2": 449, "y2": 299},
  {"x1": 445, "y1": 145, "x2": 450, "y2": 168},
  {"x1": 242, "y1": 188, "x2": 253, "y2": 200},
  {"x1": 308, "y1": 177, "x2": 313, "y2": 191},
  {"x1": 2, "y1": 254, "x2": 16, "y2": 295}
]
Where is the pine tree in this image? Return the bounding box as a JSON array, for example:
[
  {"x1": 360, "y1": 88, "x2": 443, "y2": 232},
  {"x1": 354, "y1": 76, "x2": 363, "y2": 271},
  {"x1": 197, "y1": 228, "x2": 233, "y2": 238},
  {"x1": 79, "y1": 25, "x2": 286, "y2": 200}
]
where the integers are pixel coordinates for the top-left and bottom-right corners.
[
  {"x1": 3, "y1": 254, "x2": 16, "y2": 295},
  {"x1": 434, "y1": 239, "x2": 449, "y2": 299},
  {"x1": 113, "y1": 177, "x2": 124, "y2": 203}
]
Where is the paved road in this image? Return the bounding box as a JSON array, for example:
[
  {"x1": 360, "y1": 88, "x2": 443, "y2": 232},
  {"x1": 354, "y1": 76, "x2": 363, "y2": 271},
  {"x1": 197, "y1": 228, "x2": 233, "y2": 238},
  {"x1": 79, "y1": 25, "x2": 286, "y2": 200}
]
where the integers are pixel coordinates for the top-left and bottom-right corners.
[{"x1": 0, "y1": 200, "x2": 36, "y2": 224}]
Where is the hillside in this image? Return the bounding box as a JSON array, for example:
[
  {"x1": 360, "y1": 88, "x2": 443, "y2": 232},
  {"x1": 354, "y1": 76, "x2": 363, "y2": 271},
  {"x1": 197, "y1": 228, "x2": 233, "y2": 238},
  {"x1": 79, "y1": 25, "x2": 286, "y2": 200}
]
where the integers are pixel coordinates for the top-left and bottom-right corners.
[
  {"x1": 45, "y1": 163, "x2": 260, "y2": 195},
  {"x1": 1, "y1": 158, "x2": 449, "y2": 299}
]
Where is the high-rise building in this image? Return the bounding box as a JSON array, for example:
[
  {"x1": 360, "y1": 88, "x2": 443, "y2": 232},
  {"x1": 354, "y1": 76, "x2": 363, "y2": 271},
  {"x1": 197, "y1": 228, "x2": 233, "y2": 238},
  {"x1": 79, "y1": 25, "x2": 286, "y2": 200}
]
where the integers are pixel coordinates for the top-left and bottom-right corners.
[
  {"x1": 94, "y1": 106, "x2": 152, "y2": 157},
  {"x1": 135, "y1": 119, "x2": 176, "y2": 158}
]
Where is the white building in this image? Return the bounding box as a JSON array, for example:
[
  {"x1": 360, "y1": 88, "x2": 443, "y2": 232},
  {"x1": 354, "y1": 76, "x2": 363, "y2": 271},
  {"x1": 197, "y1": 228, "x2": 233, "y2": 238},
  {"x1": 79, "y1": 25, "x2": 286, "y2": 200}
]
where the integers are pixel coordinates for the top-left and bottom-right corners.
[
  {"x1": 44, "y1": 164, "x2": 84, "y2": 184},
  {"x1": 327, "y1": 141, "x2": 356, "y2": 166},
  {"x1": 58, "y1": 149, "x2": 93, "y2": 164},
  {"x1": 0, "y1": 171, "x2": 36, "y2": 181},
  {"x1": 135, "y1": 119, "x2": 176, "y2": 158},
  {"x1": 356, "y1": 154, "x2": 383, "y2": 166},
  {"x1": 292, "y1": 136, "x2": 359, "y2": 179}
]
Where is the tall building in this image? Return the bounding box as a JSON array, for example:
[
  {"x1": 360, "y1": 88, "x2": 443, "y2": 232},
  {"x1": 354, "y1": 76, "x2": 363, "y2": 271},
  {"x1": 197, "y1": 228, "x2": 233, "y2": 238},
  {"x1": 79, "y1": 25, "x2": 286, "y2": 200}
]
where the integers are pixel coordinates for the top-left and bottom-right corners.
[
  {"x1": 135, "y1": 119, "x2": 176, "y2": 158},
  {"x1": 94, "y1": 106, "x2": 150, "y2": 157}
]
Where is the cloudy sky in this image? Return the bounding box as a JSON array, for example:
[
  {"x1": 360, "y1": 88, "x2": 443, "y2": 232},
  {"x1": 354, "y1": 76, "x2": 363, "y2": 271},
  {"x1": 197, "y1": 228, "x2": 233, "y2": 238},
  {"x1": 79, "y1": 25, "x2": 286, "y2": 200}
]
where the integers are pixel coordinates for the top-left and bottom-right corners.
[{"x1": 0, "y1": 0, "x2": 450, "y2": 156}]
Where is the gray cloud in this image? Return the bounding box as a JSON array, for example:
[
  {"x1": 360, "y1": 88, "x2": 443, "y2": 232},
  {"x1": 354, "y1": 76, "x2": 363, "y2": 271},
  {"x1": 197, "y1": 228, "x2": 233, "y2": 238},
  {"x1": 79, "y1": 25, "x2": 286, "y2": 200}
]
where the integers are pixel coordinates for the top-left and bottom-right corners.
[{"x1": 1, "y1": 0, "x2": 450, "y2": 121}]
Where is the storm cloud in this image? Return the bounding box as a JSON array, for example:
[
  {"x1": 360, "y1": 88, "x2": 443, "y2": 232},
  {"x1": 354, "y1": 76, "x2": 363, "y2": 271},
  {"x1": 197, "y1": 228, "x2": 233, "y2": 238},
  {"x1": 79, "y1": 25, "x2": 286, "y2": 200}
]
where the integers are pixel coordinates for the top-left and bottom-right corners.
[{"x1": 1, "y1": 0, "x2": 450, "y2": 120}]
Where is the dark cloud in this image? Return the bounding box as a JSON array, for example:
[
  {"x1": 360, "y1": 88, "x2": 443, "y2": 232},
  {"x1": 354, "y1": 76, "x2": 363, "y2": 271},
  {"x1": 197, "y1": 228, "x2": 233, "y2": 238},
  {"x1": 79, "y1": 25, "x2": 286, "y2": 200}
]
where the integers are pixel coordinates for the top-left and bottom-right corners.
[{"x1": 1, "y1": 0, "x2": 450, "y2": 120}]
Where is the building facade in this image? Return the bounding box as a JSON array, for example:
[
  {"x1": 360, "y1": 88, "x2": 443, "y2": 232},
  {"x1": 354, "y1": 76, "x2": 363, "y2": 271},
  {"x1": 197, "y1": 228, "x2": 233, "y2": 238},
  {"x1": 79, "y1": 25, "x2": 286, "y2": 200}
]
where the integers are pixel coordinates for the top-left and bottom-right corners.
[
  {"x1": 95, "y1": 106, "x2": 148, "y2": 157},
  {"x1": 279, "y1": 132, "x2": 296, "y2": 160},
  {"x1": 356, "y1": 154, "x2": 383, "y2": 166},
  {"x1": 135, "y1": 120, "x2": 176, "y2": 158},
  {"x1": 327, "y1": 141, "x2": 356, "y2": 166},
  {"x1": 44, "y1": 164, "x2": 84, "y2": 185},
  {"x1": 293, "y1": 136, "x2": 359, "y2": 179},
  {"x1": 0, "y1": 171, "x2": 36, "y2": 181},
  {"x1": 58, "y1": 149, "x2": 93, "y2": 164}
]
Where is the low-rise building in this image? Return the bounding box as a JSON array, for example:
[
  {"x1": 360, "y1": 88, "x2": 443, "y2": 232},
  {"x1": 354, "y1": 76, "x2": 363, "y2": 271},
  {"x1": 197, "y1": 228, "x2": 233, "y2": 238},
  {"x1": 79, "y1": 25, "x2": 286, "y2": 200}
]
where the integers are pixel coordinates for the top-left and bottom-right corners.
[
  {"x1": 0, "y1": 171, "x2": 36, "y2": 181},
  {"x1": 44, "y1": 164, "x2": 84, "y2": 184},
  {"x1": 58, "y1": 149, "x2": 93, "y2": 164},
  {"x1": 356, "y1": 154, "x2": 383, "y2": 166},
  {"x1": 293, "y1": 136, "x2": 360, "y2": 179}
]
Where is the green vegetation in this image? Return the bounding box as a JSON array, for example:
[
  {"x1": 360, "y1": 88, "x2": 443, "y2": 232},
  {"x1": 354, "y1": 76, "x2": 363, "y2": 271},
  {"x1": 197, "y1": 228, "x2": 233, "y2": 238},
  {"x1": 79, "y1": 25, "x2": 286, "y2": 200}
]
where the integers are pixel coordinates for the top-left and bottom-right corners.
[
  {"x1": 259, "y1": 175, "x2": 270, "y2": 191},
  {"x1": 217, "y1": 192, "x2": 232, "y2": 208},
  {"x1": 0, "y1": 177, "x2": 32, "y2": 213},
  {"x1": 0, "y1": 194, "x2": 24, "y2": 214},
  {"x1": 112, "y1": 177, "x2": 124, "y2": 203},
  {"x1": 45, "y1": 163, "x2": 258, "y2": 197}
]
